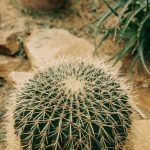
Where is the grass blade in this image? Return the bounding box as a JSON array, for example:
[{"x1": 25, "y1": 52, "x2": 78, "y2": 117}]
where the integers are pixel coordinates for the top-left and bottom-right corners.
[
  {"x1": 113, "y1": 35, "x2": 136, "y2": 65},
  {"x1": 119, "y1": 5, "x2": 145, "y2": 41},
  {"x1": 138, "y1": 39, "x2": 150, "y2": 74},
  {"x1": 101, "y1": 0, "x2": 119, "y2": 16}
]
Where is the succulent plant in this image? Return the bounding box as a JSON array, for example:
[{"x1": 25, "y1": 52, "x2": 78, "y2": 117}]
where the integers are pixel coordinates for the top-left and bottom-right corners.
[
  {"x1": 7, "y1": 58, "x2": 134, "y2": 150},
  {"x1": 95, "y1": 0, "x2": 150, "y2": 74}
]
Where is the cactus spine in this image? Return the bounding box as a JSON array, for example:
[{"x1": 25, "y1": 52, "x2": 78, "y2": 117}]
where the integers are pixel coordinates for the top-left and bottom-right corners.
[{"x1": 7, "y1": 58, "x2": 134, "y2": 150}]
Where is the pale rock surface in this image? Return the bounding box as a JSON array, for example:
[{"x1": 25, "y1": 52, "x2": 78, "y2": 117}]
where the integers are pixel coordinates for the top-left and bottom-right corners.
[
  {"x1": 24, "y1": 28, "x2": 95, "y2": 67},
  {"x1": 133, "y1": 120, "x2": 150, "y2": 150},
  {"x1": 136, "y1": 89, "x2": 150, "y2": 118}
]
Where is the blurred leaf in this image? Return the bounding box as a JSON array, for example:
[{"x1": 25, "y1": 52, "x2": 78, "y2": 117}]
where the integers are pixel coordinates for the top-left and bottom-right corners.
[
  {"x1": 119, "y1": 5, "x2": 145, "y2": 41},
  {"x1": 95, "y1": 0, "x2": 150, "y2": 75},
  {"x1": 138, "y1": 39, "x2": 150, "y2": 74},
  {"x1": 101, "y1": 0, "x2": 119, "y2": 16},
  {"x1": 94, "y1": 29, "x2": 111, "y2": 56},
  {"x1": 138, "y1": 13, "x2": 150, "y2": 39},
  {"x1": 95, "y1": 1, "x2": 124, "y2": 28},
  {"x1": 113, "y1": 35, "x2": 136, "y2": 65}
]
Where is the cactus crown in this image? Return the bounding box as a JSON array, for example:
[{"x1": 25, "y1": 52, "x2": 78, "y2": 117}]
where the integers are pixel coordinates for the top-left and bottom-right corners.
[{"x1": 12, "y1": 58, "x2": 133, "y2": 150}]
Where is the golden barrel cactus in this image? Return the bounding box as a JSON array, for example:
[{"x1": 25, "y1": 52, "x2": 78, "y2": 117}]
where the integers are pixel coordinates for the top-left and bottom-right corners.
[{"x1": 6, "y1": 58, "x2": 135, "y2": 150}]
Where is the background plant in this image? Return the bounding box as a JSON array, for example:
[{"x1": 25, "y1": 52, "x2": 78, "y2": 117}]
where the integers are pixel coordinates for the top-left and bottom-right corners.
[{"x1": 95, "y1": 0, "x2": 150, "y2": 74}]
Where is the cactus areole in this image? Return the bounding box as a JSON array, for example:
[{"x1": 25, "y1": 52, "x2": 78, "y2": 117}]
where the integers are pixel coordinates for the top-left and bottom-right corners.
[{"x1": 13, "y1": 59, "x2": 133, "y2": 150}]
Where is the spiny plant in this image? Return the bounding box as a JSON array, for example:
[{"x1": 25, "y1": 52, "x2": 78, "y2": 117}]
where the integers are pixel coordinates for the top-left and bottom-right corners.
[
  {"x1": 95, "y1": 0, "x2": 150, "y2": 75},
  {"x1": 6, "y1": 58, "x2": 134, "y2": 150}
]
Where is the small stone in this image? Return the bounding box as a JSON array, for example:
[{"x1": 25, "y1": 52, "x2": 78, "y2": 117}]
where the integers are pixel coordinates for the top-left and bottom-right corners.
[
  {"x1": 20, "y1": 0, "x2": 67, "y2": 12},
  {"x1": 142, "y1": 81, "x2": 149, "y2": 88},
  {"x1": 0, "y1": 32, "x2": 20, "y2": 56},
  {"x1": 24, "y1": 28, "x2": 94, "y2": 67}
]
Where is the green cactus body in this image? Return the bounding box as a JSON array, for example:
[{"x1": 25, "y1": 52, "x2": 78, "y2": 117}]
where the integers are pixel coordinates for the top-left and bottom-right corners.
[{"x1": 12, "y1": 58, "x2": 133, "y2": 150}]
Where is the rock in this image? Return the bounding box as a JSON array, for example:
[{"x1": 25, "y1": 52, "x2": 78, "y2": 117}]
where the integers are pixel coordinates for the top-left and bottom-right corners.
[
  {"x1": 142, "y1": 81, "x2": 149, "y2": 88},
  {"x1": 20, "y1": 0, "x2": 67, "y2": 12},
  {"x1": 0, "y1": 55, "x2": 22, "y2": 77},
  {"x1": 0, "y1": 32, "x2": 20, "y2": 56},
  {"x1": 136, "y1": 88, "x2": 150, "y2": 119},
  {"x1": 24, "y1": 28, "x2": 94, "y2": 67},
  {"x1": 8, "y1": 71, "x2": 32, "y2": 85},
  {"x1": 133, "y1": 120, "x2": 150, "y2": 150}
]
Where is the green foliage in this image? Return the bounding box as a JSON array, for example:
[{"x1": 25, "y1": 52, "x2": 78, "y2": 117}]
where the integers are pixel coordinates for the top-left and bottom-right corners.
[
  {"x1": 96, "y1": 0, "x2": 150, "y2": 74},
  {"x1": 13, "y1": 59, "x2": 133, "y2": 150}
]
